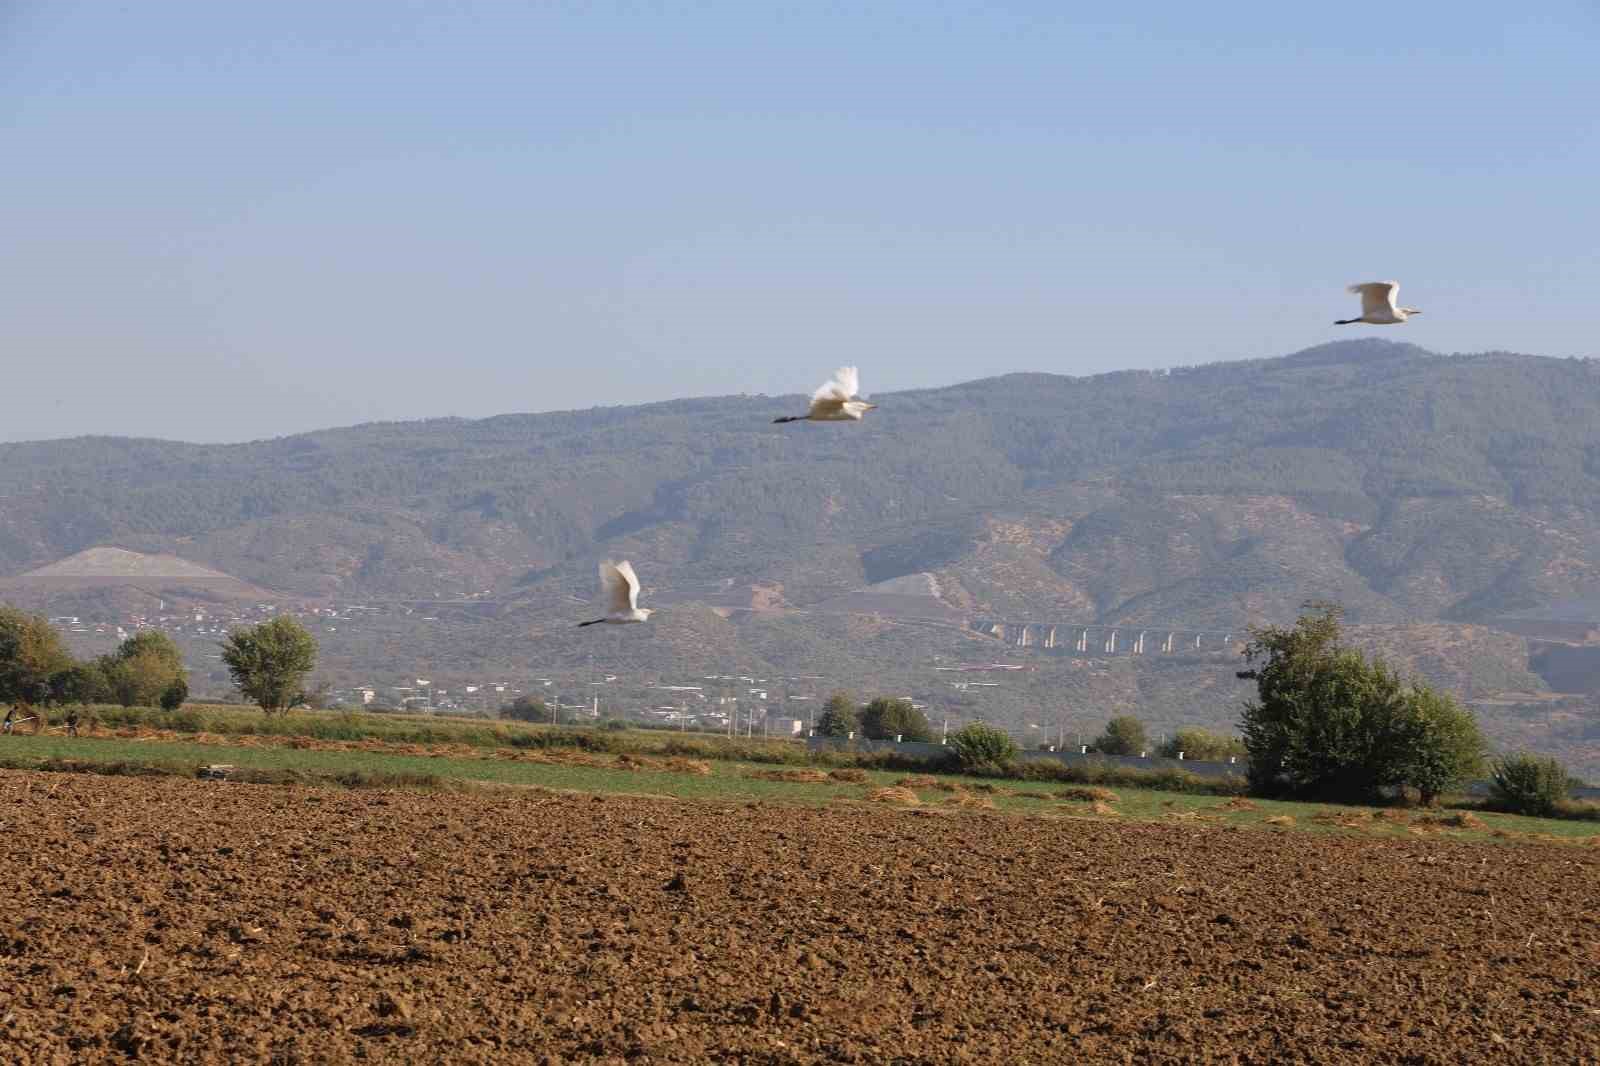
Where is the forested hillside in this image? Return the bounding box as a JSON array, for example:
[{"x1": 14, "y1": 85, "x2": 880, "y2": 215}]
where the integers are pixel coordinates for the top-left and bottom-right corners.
[
  {"x1": 7, "y1": 338, "x2": 1600, "y2": 616},
  {"x1": 5, "y1": 338, "x2": 1600, "y2": 772}
]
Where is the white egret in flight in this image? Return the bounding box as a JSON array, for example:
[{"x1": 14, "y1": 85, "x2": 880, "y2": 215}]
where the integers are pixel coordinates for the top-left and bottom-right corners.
[
  {"x1": 1335, "y1": 281, "x2": 1422, "y2": 325},
  {"x1": 774, "y1": 367, "x2": 877, "y2": 424},
  {"x1": 577, "y1": 560, "x2": 653, "y2": 626}
]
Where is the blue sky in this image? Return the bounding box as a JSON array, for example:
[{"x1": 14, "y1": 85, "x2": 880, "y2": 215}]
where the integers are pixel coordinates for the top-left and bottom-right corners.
[{"x1": 3, "y1": 1, "x2": 1596, "y2": 442}]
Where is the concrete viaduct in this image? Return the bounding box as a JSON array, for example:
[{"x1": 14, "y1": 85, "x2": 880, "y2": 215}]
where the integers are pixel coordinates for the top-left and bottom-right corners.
[{"x1": 972, "y1": 620, "x2": 1238, "y2": 655}]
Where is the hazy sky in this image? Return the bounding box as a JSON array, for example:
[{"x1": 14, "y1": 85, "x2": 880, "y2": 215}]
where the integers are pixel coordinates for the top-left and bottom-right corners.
[{"x1": 4, "y1": 2, "x2": 1596, "y2": 443}]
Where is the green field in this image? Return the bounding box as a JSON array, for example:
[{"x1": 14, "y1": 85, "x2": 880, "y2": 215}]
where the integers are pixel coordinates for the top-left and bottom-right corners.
[
  {"x1": 25, "y1": 703, "x2": 814, "y2": 760},
  {"x1": 2, "y1": 731, "x2": 1595, "y2": 844}
]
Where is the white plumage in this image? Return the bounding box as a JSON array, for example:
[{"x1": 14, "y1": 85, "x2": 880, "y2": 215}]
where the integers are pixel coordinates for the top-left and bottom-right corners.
[
  {"x1": 577, "y1": 560, "x2": 653, "y2": 626},
  {"x1": 774, "y1": 366, "x2": 877, "y2": 424},
  {"x1": 1335, "y1": 281, "x2": 1422, "y2": 325}
]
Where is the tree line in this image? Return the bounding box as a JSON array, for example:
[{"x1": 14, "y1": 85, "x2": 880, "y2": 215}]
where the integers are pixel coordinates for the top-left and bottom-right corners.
[
  {"x1": 812, "y1": 693, "x2": 935, "y2": 743},
  {"x1": 811, "y1": 603, "x2": 1581, "y2": 816},
  {"x1": 3, "y1": 600, "x2": 1581, "y2": 817},
  {"x1": 0, "y1": 607, "x2": 318, "y2": 716}
]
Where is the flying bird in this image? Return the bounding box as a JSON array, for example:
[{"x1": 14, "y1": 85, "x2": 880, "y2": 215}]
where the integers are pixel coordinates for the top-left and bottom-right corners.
[
  {"x1": 774, "y1": 366, "x2": 877, "y2": 424},
  {"x1": 1335, "y1": 281, "x2": 1422, "y2": 325},
  {"x1": 577, "y1": 560, "x2": 653, "y2": 627}
]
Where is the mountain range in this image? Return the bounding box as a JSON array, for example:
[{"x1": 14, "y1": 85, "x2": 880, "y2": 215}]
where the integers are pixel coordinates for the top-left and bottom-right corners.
[{"x1": 4, "y1": 338, "x2": 1600, "y2": 774}]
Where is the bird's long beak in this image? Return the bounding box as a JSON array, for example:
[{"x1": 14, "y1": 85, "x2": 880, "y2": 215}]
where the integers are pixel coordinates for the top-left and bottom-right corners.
[{"x1": 865, "y1": 403, "x2": 879, "y2": 410}]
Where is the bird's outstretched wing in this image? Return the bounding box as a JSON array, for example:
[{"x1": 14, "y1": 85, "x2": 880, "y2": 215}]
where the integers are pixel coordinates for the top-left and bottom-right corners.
[
  {"x1": 599, "y1": 561, "x2": 636, "y2": 614},
  {"x1": 613, "y1": 560, "x2": 641, "y2": 611},
  {"x1": 812, "y1": 366, "x2": 859, "y2": 403},
  {"x1": 1348, "y1": 281, "x2": 1399, "y2": 316},
  {"x1": 807, "y1": 366, "x2": 859, "y2": 417}
]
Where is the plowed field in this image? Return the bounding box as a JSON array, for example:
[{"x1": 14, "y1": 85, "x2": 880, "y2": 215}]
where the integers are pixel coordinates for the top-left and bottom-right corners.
[{"x1": 1, "y1": 771, "x2": 1596, "y2": 1064}]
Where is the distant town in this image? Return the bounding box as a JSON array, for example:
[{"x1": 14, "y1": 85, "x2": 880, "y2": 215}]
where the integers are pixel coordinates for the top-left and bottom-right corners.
[{"x1": 46, "y1": 599, "x2": 966, "y2": 736}]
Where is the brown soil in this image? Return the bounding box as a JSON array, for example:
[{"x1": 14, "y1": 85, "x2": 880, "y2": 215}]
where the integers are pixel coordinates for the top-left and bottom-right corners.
[{"x1": 1, "y1": 771, "x2": 1596, "y2": 1064}]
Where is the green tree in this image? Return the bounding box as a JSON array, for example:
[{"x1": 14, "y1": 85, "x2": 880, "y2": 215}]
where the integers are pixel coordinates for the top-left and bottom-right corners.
[
  {"x1": 221, "y1": 616, "x2": 318, "y2": 714},
  {"x1": 0, "y1": 608, "x2": 73, "y2": 705},
  {"x1": 105, "y1": 651, "x2": 173, "y2": 708},
  {"x1": 1389, "y1": 686, "x2": 1486, "y2": 805},
  {"x1": 48, "y1": 662, "x2": 109, "y2": 706},
  {"x1": 91, "y1": 630, "x2": 188, "y2": 708},
  {"x1": 948, "y1": 722, "x2": 1018, "y2": 772},
  {"x1": 1238, "y1": 603, "x2": 1486, "y2": 802},
  {"x1": 115, "y1": 631, "x2": 184, "y2": 671},
  {"x1": 814, "y1": 692, "x2": 858, "y2": 738},
  {"x1": 1094, "y1": 715, "x2": 1148, "y2": 755},
  {"x1": 858, "y1": 697, "x2": 932, "y2": 742},
  {"x1": 1156, "y1": 728, "x2": 1247, "y2": 761},
  {"x1": 501, "y1": 695, "x2": 551, "y2": 723},
  {"x1": 159, "y1": 677, "x2": 189, "y2": 711}
]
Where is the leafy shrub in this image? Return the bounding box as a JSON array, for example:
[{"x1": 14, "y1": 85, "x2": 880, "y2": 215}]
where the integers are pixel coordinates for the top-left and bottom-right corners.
[
  {"x1": 1155, "y1": 728, "x2": 1246, "y2": 761},
  {"x1": 814, "y1": 693, "x2": 858, "y2": 738},
  {"x1": 858, "y1": 698, "x2": 932, "y2": 742},
  {"x1": 159, "y1": 678, "x2": 188, "y2": 711},
  {"x1": 500, "y1": 696, "x2": 552, "y2": 723},
  {"x1": 1550, "y1": 800, "x2": 1600, "y2": 822},
  {"x1": 164, "y1": 708, "x2": 208, "y2": 733},
  {"x1": 948, "y1": 723, "x2": 1017, "y2": 772},
  {"x1": 1488, "y1": 753, "x2": 1570, "y2": 817},
  {"x1": 1093, "y1": 716, "x2": 1147, "y2": 755}
]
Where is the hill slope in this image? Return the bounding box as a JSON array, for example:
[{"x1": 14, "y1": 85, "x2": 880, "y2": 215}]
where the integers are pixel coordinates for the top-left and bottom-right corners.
[{"x1": 5, "y1": 339, "x2": 1600, "y2": 771}]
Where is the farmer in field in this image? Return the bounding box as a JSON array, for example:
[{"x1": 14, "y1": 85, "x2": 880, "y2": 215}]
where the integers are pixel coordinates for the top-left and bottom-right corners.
[
  {"x1": 65, "y1": 708, "x2": 80, "y2": 737},
  {"x1": 2, "y1": 706, "x2": 14, "y2": 735}
]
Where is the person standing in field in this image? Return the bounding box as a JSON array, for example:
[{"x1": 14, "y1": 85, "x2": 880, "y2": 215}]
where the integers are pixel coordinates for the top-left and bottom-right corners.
[
  {"x1": 2, "y1": 707, "x2": 15, "y2": 735},
  {"x1": 65, "y1": 708, "x2": 80, "y2": 737}
]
